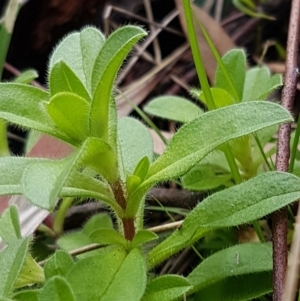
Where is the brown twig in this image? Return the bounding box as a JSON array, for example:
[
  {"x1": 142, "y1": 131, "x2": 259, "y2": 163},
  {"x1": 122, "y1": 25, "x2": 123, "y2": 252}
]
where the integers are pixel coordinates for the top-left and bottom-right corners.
[
  {"x1": 38, "y1": 220, "x2": 183, "y2": 266},
  {"x1": 273, "y1": 0, "x2": 300, "y2": 300}
]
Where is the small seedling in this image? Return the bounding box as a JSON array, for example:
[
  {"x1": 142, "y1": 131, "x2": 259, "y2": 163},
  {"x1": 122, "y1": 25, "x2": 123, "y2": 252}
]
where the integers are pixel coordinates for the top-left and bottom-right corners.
[{"x1": 0, "y1": 14, "x2": 297, "y2": 301}]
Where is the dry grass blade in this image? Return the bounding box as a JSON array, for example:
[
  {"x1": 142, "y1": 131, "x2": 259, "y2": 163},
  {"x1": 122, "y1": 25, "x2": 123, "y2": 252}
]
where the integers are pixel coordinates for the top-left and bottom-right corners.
[
  {"x1": 116, "y1": 8, "x2": 180, "y2": 84},
  {"x1": 117, "y1": 42, "x2": 190, "y2": 117}
]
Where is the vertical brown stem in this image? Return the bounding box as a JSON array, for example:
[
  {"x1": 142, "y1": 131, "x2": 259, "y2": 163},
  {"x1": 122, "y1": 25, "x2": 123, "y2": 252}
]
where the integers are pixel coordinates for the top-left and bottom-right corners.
[
  {"x1": 122, "y1": 218, "x2": 135, "y2": 241},
  {"x1": 273, "y1": 1, "x2": 300, "y2": 300},
  {"x1": 112, "y1": 180, "x2": 136, "y2": 241}
]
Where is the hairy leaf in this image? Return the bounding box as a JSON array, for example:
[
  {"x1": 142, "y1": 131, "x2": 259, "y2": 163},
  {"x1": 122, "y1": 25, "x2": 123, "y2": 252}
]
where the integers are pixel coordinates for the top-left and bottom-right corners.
[
  {"x1": 0, "y1": 84, "x2": 69, "y2": 141},
  {"x1": 144, "y1": 96, "x2": 203, "y2": 123},
  {"x1": 66, "y1": 247, "x2": 146, "y2": 301},
  {"x1": 181, "y1": 165, "x2": 232, "y2": 191},
  {"x1": 14, "y1": 69, "x2": 38, "y2": 84},
  {"x1": 49, "y1": 61, "x2": 91, "y2": 101},
  {"x1": 89, "y1": 229, "x2": 127, "y2": 246},
  {"x1": 133, "y1": 156, "x2": 151, "y2": 182},
  {"x1": 148, "y1": 172, "x2": 300, "y2": 268},
  {"x1": 0, "y1": 205, "x2": 21, "y2": 244},
  {"x1": 44, "y1": 250, "x2": 74, "y2": 280},
  {"x1": 39, "y1": 276, "x2": 76, "y2": 301},
  {"x1": 242, "y1": 67, "x2": 282, "y2": 101},
  {"x1": 13, "y1": 290, "x2": 40, "y2": 301},
  {"x1": 49, "y1": 26, "x2": 105, "y2": 94},
  {"x1": 130, "y1": 230, "x2": 158, "y2": 249},
  {"x1": 140, "y1": 102, "x2": 292, "y2": 193},
  {"x1": 22, "y1": 158, "x2": 72, "y2": 210},
  {"x1": 0, "y1": 157, "x2": 45, "y2": 196},
  {"x1": 141, "y1": 275, "x2": 191, "y2": 301},
  {"x1": 118, "y1": 117, "x2": 153, "y2": 181},
  {"x1": 0, "y1": 238, "x2": 29, "y2": 297},
  {"x1": 22, "y1": 138, "x2": 118, "y2": 210},
  {"x1": 90, "y1": 26, "x2": 147, "y2": 140},
  {"x1": 15, "y1": 254, "x2": 44, "y2": 288},
  {"x1": 215, "y1": 49, "x2": 246, "y2": 101},
  {"x1": 187, "y1": 243, "x2": 272, "y2": 294},
  {"x1": 61, "y1": 171, "x2": 119, "y2": 212},
  {"x1": 199, "y1": 88, "x2": 234, "y2": 108},
  {"x1": 46, "y1": 92, "x2": 90, "y2": 144},
  {"x1": 193, "y1": 272, "x2": 272, "y2": 301}
]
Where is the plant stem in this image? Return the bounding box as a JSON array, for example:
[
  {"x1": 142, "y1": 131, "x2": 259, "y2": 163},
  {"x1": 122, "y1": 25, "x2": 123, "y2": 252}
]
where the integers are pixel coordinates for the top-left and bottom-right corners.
[
  {"x1": 223, "y1": 145, "x2": 241, "y2": 184},
  {"x1": 0, "y1": 120, "x2": 10, "y2": 156},
  {"x1": 289, "y1": 113, "x2": 300, "y2": 172},
  {"x1": 112, "y1": 180, "x2": 136, "y2": 241},
  {"x1": 275, "y1": 0, "x2": 300, "y2": 300},
  {"x1": 254, "y1": 134, "x2": 273, "y2": 171},
  {"x1": 53, "y1": 197, "x2": 74, "y2": 237},
  {"x1": 252, "y1": 220, "x2": 265, "y2": 242},
  {"x1": 37, "y1": 223, "x2": 56, "y2": 238}
]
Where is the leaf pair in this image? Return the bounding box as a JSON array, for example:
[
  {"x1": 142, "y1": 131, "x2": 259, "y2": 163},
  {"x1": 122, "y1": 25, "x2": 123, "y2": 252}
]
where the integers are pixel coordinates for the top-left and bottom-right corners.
[{"x1": 49, "y1": 26, "x2": 147, "y2": 146}]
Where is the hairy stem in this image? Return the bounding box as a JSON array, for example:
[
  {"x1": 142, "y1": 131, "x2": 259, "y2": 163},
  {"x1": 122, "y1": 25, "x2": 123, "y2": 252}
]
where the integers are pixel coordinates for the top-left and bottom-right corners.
[
  {"x1": 53, "y1": 197, "x2": 74, "y2": 237},
  {"x1": 112, "y1": 180, "x2": 136, "y2": 241}
]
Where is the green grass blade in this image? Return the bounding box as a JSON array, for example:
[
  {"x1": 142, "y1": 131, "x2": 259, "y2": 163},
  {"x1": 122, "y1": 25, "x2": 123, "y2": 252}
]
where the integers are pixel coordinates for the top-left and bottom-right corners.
[{"x1": 183, "y1": 0, "x2": 215, "y2": 110}]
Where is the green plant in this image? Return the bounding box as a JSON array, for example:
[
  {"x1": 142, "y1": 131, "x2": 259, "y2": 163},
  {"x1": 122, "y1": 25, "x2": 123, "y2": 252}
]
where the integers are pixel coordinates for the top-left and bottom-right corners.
[
  {"x1": 232, "y1": 0, "x2": 275, "y2": 20},
  {"x1": 0, "y1": 17, "x2": 298, "y2": 301}
]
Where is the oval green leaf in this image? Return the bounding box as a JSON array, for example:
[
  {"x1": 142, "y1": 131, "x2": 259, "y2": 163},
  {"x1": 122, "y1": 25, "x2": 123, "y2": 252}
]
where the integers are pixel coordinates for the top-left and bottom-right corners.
[
  {"x1": 144, "y1": 96, "x2": 203, "y2": 123},
  {"x1": 47, "y1": 92, "x2": 90, "y2": 144},
  {"x1": 15, "y1": 254, "x2": 44, "y2": 288},
  {"x1": 199, "y1": 88, "x2": 234, "y2": 108},
  {"x1": 141, "y1": 275, "x2": 191, "y2": 301},
  {"x1": 0, "y1": 238, "x2": 29, "y2": 297},
  {"x1": 215, "y1": 49, "x2": 246, "y2": 101},
  {"x1": 49, "y1": 61, "x2": 91, "y2": 101},
  {"x1": 0, "y1": 205, "x2": 21, "y2": 244},
  {"x1": 39, "y1": 276, "x2": 76, "y2": 301},
  {"x1": 181, "y1": 165, "x2": 232, "y2": 191},
  {"x1": 49, "y1": 26, "x2": 105, "y2": 94},
  {"x1": 44, "y1": 250, "x2": 74, "y2": 280},
  {"x1": 22, "y1": 137, "x2": 118, "y2": 210},
  {"x1": 90, "y1": 26, "x2": 147, "y2": 140},
  {"x1": 131, "y1": 230, "x2": 158, "y2": 249},
  {"x1": 89, "y1": 229, "x2": 127, "y2": 246},
  {"x1": 66, "y1": 247, "x2": 146, "y2": 301},
  {"x1": 0, "y1": 157, "x2": 48, "y2": 196},
  {"x1": 14, "y1": 69, "x2": 38, "y2": 84},
  {"x1": 141, "y1": 101, "x2": 292, "y2": 192},
  {"x1": 118, "y1": 117, "x2": 153, "y2": 181},
  {"x1": 187, "y1": 243, "x2": 272, "y2": 294},
  {"x1": 148, "y1": 171, "x2": 300, "y2": 268},
  {"x1": 243, "y1": 67, "x2": 282, "y2": 101},
  {"x1": 13, "y1": 290, "x2": 39, "y2": 301},
  {"x1": 0, "y1": 84, "x2": 69, "y2": 141},
  {"x1": 193, "y1": 272, "x2": 272, "y2": 301}
]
